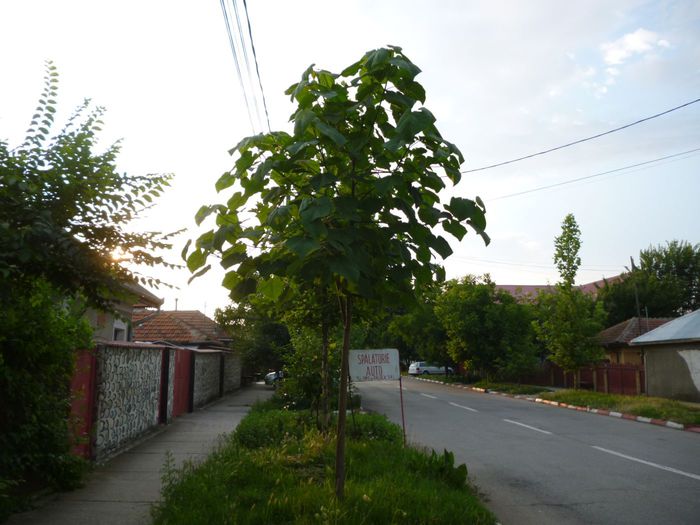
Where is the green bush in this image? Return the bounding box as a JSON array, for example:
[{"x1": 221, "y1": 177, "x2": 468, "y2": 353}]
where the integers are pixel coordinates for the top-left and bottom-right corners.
[
  {"x1": 232, "y1": 409, "x2": 313, "y2": 449},
  {"x1": 0, "y1": 278, "x2": 92, "y2": 519}
]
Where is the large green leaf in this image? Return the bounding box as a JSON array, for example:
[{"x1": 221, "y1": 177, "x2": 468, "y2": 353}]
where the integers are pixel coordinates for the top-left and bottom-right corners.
[
  {"x1": 388, "y1": 57, "x2": 421, "y2": 79},
  {"x1": 257, "y1": 275, "x2": 285, "y2": 301},
  {"x1": 299, "y1": 196, "x2": 332, "y2": 223},
  {"x1": 294, "y1": 108, "x2": 316, "y2": 136},
  {"x1": 442, "y1": 220, "x2": 468, "y2": 241},
  {"x1": 447, "y1": 197, "x2": 477, "y2": 221},
  {"x1": 286, "y1": 236, "x2": 321, "y2": 257},
  {"x1": 329, "y1": 255, "x2": 360, "y2": 283},
  {"x1": 186, "y1": 249, "x2": 206, "y2": 272},
  {"x1": 314, "y1": 119, "x2": 346, "y2": 146},
  {"x1": 365, "y1": 48, "x2": 391, "y2": 71},
  {"x1": 430, "y1": 235, "x2": 453, "y2": 259},
  {"x1": 385, "y1": 108, "x2": 436, "y2": 152}
]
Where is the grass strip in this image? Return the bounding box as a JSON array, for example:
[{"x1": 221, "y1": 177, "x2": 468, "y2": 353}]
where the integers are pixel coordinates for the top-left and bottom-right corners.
[
  {"x1": 471, "y1": 381, "x2": 552, "y2": 395},
  {"x1": 416, "y1": 375, "x2": 551, "y2": 396},
  {"x1": 539, "y1": 390, "x2": 700, "y2": 426},
  {"x1": 151, "y1": 406, "x2": 495, "y2": 524}
]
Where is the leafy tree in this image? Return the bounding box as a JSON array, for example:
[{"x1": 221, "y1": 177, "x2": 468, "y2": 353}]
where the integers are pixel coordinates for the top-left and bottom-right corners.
[
  {"x1": 533, "y1": 214, "x2": 604, "y2": 386},
  {"x1": 389, "y1": 283, "x2": 451, "y2": 372},
  {"x1": 0, "y1": 61, "x2": 177, "y2": 310},
  {"x1": 186, "y1": 46, "x2": 488, "y2": 498},
  {"x1": 599, "y1": 240, "x2": 700, "y2": 324},
  {"x1": 533, "y1": 289, "x2": 605, "y2": 377},
  {"x1": 434, "y1": 276, "x2": 537, "y2": 381},
  {"x1": 554, "y1": 213, "x2": 581, "y2": 290},
  {"x1": 214, "y1": 296, "x2": 290, "y2": 376},
  {"x1": 0, "y1": 65, "x2": 177, "y2": 515}
]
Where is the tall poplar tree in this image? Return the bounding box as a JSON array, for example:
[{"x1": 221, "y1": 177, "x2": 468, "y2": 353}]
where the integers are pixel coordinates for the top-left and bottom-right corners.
[{"x1": 533, "y1": 214, "x2": 604, "y2": 386}]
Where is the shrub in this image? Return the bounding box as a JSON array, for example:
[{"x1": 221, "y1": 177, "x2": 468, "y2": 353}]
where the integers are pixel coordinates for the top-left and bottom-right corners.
[{"x1": 0, "y1": 278, "x2": 92, "y2": 519}]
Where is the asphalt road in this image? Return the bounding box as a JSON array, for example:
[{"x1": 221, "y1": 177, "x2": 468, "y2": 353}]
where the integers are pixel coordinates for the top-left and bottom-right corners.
[{"x1": 357, "y1": 377, "x2": 700, "y2": 525}]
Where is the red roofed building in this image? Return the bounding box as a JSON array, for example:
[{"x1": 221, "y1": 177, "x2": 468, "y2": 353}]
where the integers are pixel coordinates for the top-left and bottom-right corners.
[
  {"x1": 133, "y1": 310, "x2": 231, "y2": 349},
  {"x1": 495, "y1": 274, "x2": 624, "y2": 302},
  {"x1": 597, "y1": 317, "x2": 672, "y2": 365}
]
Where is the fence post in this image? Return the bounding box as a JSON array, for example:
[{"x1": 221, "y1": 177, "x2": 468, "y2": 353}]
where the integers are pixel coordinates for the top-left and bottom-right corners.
[
  {"x1": 635, "y1": 369, "x2": 641, "y2": 395},
  {"x1": 592, "y1": 367, "x2": 597, "y2": 392},
  {"x1": 603, "y1": 368, "x2": 609, "y2": 393}
]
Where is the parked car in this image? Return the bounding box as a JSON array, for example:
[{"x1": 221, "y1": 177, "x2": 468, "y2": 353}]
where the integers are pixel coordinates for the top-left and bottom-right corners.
[
  {"x1": 408, "y1": 361, "x2": 453, "y2": 375},
  {"x1": 264, "y1": 370, "x2": 284, "y2": 385}
]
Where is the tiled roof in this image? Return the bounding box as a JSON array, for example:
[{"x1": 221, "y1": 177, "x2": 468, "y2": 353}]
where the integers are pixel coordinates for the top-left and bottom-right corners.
[
  {"x1": 133, "y1": 310, "x2": 229, "y2": 344},
  {"x1": 495, "y1": 284, "x2": 553, "y2": 300},
  {"x1": 496, "y1": 274, "x2": 624, "y2": 301},
  {"x1": 598, "y1": 317, "x2": 672, "y2": 347}
]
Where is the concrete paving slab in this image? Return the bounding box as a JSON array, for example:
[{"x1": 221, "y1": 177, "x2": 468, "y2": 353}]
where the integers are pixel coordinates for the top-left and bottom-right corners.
[{"x1": 7, "y1": 383, "x2": 274, "y2": 525}]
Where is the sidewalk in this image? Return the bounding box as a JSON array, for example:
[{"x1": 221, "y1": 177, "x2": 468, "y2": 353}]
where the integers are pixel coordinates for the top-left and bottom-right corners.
[{"x1": 8, "y1": 383, "x2": 273, "y2": 525}]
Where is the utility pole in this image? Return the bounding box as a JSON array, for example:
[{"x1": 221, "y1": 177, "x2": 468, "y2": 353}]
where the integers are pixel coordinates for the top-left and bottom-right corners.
[{"x1": 630, "y1": 256, "x2": 642, "y2": 336}]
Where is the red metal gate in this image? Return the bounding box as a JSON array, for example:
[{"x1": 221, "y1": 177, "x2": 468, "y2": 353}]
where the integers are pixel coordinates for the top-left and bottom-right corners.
[
  {"x1": 70, "y1": 348, "x2": 97, "y2": 459},
  {"x1": 172, "y1": 349, "x2": 193, "y2": 417}
]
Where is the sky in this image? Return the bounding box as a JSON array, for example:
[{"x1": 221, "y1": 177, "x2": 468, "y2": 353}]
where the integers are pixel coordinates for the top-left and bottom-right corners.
[{"x1": 1, "y1": 0, "x2": 699, "y2": 317}]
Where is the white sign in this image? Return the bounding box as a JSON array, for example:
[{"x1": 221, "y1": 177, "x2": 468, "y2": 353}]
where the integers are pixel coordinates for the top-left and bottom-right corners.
[{"x1": 349, "y1": 348, "x2": 400, "y2": 382}]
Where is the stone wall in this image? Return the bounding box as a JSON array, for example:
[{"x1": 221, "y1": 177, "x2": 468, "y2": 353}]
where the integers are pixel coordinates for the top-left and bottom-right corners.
[
  {"x1": 94, "y1": 343, "x2": 162, "y2": 461},
  {"x1": 193, "y1": 352, "x2": 221, "y2": 408},
  {"x1": 223, "y1": 351, "x2": 242, "y2": 392},
  {"x1": 167, "y1": 349, "x2": 176, "y2": 421},
  {"x1": 77, "y1": 343, "x2": 243, "y2": 462}
]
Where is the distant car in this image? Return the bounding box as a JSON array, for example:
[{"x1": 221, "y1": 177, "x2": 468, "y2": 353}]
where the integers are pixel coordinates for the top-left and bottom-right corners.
[
  {"x1": 408, "y1": 361, "x2": 453, "y2": 375},
  {"x1": 264, "y1": 370, "x2": 284, "y2": 385}
]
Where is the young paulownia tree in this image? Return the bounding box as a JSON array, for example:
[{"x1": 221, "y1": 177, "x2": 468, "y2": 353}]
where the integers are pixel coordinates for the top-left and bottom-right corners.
[{"x1": 186, "y1": 46, "x2": 489, "y2": 499}]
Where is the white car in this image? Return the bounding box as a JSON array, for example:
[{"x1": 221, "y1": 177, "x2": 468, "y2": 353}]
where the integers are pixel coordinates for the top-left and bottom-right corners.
[
  {"x1": 264, "y1": 370, "x2": 284, "y2": 385},
  {"x1": 408, "y1": 361, "x2": 453, "y2": 375}
]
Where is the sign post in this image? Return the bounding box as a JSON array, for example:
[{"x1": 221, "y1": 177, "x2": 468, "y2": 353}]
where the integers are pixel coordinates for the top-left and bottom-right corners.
[{"x1": 348, "y1": 348, "x2": 406, "y2": 445}]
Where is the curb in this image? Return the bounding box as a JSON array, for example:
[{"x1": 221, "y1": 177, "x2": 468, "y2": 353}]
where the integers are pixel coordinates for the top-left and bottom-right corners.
[{"x1": 411, "y1": 376, "x2": 699, "y2": 434}]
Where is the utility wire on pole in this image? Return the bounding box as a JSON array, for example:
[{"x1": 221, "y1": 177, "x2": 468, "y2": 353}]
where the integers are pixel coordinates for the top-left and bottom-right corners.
[
  {"x1": 231, "y1": 0, "x2": 263, "y2": 130},
  {"x1": 462, "y1": 97, "x2": 700, "y2": 174},
  {"x1": 219, "y1": 0, "x2": 256, "y2": 133},
  {"x1": 489, "y1": 147, "x2": 700, "y2": 201},
  {"x1": 242, "y1": 0, "x2": 271, "y2": 132}
]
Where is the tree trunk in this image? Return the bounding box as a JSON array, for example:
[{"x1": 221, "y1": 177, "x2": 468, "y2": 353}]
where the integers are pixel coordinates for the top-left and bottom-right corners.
[
  {"x1": 321, "y1": 318, "x2": 330, "y2": 430},
  {"x1": 334, "y1": 294, "x2": 352, "y2": 500}
]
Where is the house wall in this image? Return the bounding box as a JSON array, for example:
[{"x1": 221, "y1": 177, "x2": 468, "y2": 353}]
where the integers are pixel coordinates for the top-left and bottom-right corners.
[
  {"x1": 606, "y1": 348, "x2": 643, "y2": 366},
  {"x1": 645, "y1": 343, "x2": 700, "y2": 402},
  {"x1": 193, "y1": 352, "x2": 222, "y2": 408},
  {"x1": 223, "y1": 351, "x2": 242, "y2": 392},
  {"x1": 94, "y1": 344, "x2": 162, "y2": 461}
]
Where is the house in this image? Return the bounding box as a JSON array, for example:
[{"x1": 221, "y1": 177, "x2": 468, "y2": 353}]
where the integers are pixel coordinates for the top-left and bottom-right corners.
[
  {"x1": 597, "y1": 317, "x2": 672, "y2": 365},
  {"x1": 132, "y1": 310, "x2": 231, "y2": 349},
  {"x1": 85, "y1": 280, "x2": 163, "y2": 342},
  {"x1": 496, "y1": 275, "x2": 623, "y2": 302},
  {"x1": 630, "y1": 309, "x2": 700, "y2": 402}
]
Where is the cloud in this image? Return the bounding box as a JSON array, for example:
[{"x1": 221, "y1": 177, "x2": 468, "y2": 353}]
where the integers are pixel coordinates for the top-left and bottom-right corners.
[{"x1": 601, "y1": 28, "x2": 668, "y2": 65}]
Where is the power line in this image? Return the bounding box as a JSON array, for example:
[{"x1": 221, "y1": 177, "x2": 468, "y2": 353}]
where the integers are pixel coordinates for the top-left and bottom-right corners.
[
  {"x1": 490, "y1": 147, "x2": 700, "y2": 201},
  {"x1": 231, "y1": 0, "x2": 263, "y2": 129},
  {"x1": 452, "y1": 255, "x2": 621, "y2": 272},
  {"x1": 219, "y1": 0, "x2": 256, "y2": 133},
  {"x1": 242, "y1": 0, "x2": 271, "y2": 132},
  {"x1": 462, "y1": 97, "x2": 700, "y2": 174}
]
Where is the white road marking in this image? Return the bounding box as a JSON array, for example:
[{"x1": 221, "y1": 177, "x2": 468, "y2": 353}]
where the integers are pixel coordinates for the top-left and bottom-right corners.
[
  {"x1": 591, "y1": 446, "x2": 700, "y2": 482},
  {"x1": 449, "y1": 402, "x2": 479, "y2": 412},
  {"x1": 420, "y1": 393, "x2": 437, "y2": 399},
  {"x1": 503, "y1": 419, "x2": 552, "y2": 435}
]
